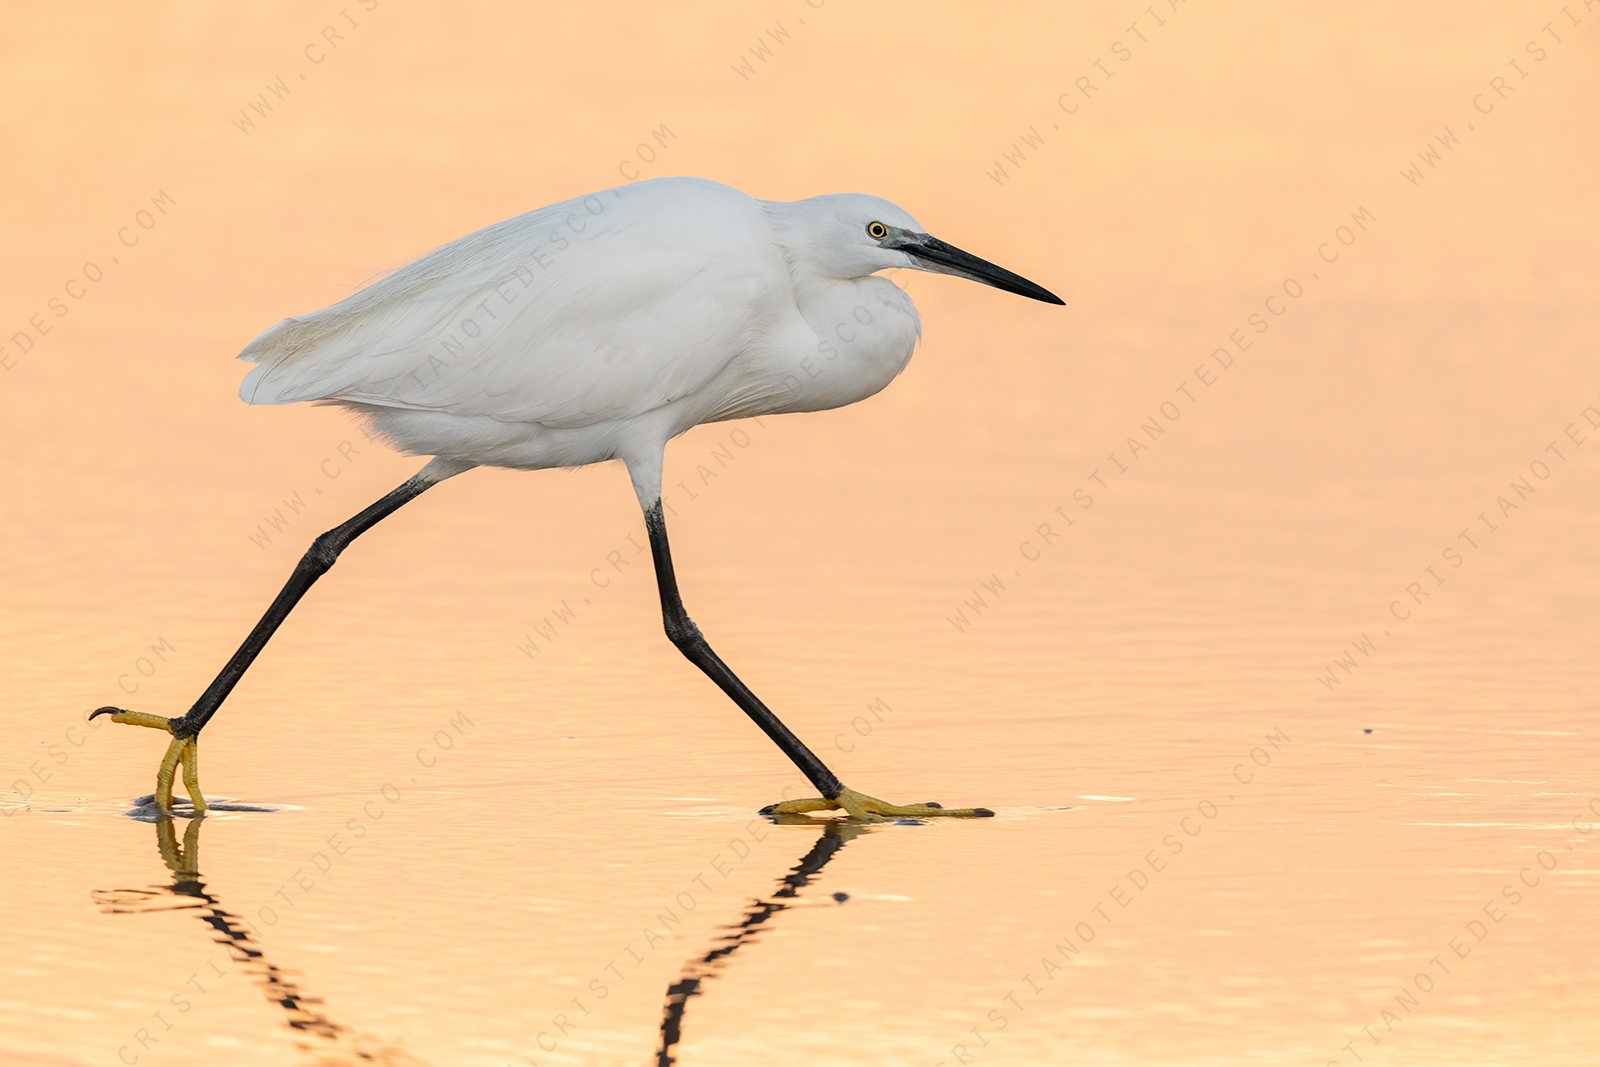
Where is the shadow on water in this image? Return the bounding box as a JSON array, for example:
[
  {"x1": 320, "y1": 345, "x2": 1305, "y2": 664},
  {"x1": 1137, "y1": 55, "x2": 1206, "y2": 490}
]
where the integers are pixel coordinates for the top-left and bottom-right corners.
[
  {"x1": 92, "y1": 813, "x2": 426, "y2": 1067},
  {"x1": 655, "y1": 815, "x2": 875, "y2": 1066}
]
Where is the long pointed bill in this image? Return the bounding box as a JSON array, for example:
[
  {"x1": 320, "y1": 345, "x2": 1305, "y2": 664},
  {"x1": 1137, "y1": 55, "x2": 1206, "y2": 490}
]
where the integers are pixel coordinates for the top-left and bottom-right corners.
[{"x1": 888, "y1": 232, "x2": 1064, "y2": 305}]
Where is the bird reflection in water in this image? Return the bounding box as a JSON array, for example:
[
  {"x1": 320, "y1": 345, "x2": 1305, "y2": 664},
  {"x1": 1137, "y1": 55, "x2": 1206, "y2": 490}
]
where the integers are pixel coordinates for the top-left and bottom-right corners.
[
  {"x1": 655, "y1": 815, "x2": 873, "y2": 1066},
  {"x1": 92, "y1": 812, "x2": 425, "y2": 1067}
]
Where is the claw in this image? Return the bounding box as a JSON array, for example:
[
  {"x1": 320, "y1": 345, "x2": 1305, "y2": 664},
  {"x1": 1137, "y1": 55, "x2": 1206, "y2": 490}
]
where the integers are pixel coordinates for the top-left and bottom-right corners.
[
  {"x1": 91, "y1": 707, "x2": 207, "y2": 815},
  {"x1": 761, "y1": 786, "x2": 993, "y2": 821},
  {"x1": 91, "y1": 706, "x2": 174, "y2": 731}
]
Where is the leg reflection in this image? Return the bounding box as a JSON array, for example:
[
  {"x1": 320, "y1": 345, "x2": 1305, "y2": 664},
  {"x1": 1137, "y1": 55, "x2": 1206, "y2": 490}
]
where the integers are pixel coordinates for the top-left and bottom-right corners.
[
  {"x1": 655, "y1": 817, "x2": 871, "y2": 1066},
  {"x1": 93, "y1": 815, "x2": 426, "y2": 1066}
]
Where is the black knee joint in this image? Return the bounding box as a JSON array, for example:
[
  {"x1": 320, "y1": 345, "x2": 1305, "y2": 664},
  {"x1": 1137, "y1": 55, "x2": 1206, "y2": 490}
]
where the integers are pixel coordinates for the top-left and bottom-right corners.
[
  {"x1": 304, "y1": 531, "x2": 345, "y2": 571},
  {"x1": 664, "y1": 614, "x2": 702, "y2": 648}
]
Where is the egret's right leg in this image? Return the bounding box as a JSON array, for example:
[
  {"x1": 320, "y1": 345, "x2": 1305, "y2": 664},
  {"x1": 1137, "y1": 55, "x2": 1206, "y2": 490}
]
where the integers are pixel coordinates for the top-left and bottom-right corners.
[
  {"x1": 637, "y1": 497, "x2": 992, "y2": 821},
  {"x1": 94, "y1": 459, "x2": 468, "y2": 812}
]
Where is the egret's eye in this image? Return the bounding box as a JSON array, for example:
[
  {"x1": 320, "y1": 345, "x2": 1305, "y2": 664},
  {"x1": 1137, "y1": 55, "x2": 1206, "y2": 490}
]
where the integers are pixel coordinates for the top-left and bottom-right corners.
[{"x1": 866, "y1": 221, "x2": 888, "y2": 240}]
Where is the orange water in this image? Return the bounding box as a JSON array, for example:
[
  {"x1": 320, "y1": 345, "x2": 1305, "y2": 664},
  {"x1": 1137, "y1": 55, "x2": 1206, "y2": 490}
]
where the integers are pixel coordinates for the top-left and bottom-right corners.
[{"x1": 2, "y1": 3, "x2": 1598, "y2": 1065}]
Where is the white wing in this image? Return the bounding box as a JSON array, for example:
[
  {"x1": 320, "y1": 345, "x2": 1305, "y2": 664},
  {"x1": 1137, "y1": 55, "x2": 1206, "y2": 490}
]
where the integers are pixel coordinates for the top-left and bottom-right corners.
[{"x1": 238, "y1": 178, "x2": 787, "y2": 428}]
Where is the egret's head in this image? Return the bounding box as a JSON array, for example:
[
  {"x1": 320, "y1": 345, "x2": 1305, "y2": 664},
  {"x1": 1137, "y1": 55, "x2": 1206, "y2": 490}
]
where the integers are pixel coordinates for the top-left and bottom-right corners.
[{"x1": 774, "y1": 192, "x2": 1063, "y2": 305}]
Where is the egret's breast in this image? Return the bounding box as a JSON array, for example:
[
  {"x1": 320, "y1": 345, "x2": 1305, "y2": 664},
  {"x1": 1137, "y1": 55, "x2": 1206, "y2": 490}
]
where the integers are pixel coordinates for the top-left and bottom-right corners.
[{"x1": 745, "y1": 275, "x2": 920, "y2": 417}]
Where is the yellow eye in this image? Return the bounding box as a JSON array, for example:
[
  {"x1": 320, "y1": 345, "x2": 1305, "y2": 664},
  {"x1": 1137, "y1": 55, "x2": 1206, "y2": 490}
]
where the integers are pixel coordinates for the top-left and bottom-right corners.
[{"x1": 867, "y1": 221, "x2": 888, "y2": 240}]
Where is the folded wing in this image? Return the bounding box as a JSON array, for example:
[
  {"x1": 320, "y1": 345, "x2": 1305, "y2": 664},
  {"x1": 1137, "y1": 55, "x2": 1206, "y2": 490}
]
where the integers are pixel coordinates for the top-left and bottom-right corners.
[{"x1": 238, "y1": 179, "x2": 783, "y2": 429}]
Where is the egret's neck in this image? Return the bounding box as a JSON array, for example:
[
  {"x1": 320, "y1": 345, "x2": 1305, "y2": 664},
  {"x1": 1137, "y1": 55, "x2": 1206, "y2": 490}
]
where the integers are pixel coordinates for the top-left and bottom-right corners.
[
  {"x1": 758, "y1": 198, "x2": 922, "y2": 410},
  {"x1": 760, "y1": 199, "x2": 819, "y2": 273}
]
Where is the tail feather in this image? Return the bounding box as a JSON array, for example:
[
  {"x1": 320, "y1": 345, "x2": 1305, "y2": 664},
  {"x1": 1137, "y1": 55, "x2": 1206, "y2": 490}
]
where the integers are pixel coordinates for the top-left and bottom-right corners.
[
  {"x1": 237, "y1": 312, "x2": 368, "y2": 405},
  {"x1": 236, "y1": 213, "x2": 538, "y2": 406}
]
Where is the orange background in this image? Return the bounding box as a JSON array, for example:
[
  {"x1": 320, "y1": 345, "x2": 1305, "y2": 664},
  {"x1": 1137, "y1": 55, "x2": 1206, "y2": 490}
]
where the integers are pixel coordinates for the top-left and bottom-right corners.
[{"x1": 2, "y1": 3, "x2": 1598, "y2": 1065}]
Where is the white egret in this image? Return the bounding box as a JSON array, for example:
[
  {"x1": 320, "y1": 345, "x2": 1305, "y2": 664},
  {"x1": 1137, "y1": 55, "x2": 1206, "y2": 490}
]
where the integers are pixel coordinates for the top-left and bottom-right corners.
[{"x1": 95, "y1": 176, "x2": 1062, "y2": 820}]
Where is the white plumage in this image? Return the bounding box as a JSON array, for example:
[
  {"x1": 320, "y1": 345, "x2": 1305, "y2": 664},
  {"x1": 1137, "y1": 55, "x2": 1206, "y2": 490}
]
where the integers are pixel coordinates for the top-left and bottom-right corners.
[{"x1": 238, "y1": 177, "x2": 932, "y2": 498}]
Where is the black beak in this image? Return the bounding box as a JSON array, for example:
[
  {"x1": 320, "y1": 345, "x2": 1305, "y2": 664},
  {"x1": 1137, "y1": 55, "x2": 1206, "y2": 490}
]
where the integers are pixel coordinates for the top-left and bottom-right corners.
[{"x1": 886, "y1": 231, "x2": 1064, "y2": 305}]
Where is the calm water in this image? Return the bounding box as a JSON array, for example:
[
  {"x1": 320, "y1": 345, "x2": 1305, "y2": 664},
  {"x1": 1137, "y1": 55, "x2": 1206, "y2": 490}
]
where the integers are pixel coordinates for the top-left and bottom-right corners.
[{"x1": 3, "y1": 4, "x2": 1597, "y2": 1065}]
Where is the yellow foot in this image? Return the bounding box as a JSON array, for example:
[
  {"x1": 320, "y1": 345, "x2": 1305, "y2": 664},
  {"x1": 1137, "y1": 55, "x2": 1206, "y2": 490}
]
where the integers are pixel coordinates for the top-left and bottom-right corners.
[
  {"x1": 760, "y1": 786, "x2": 993, "y2": 821},
  {"x1": 89, "y1": 707, "x2": 207, "y2": 815}
]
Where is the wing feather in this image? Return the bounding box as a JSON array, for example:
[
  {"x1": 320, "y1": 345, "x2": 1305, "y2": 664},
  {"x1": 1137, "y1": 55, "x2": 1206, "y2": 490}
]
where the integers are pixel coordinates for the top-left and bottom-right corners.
[{"x1": 239, "y1": 179, "x2": 784, "y2": 428}]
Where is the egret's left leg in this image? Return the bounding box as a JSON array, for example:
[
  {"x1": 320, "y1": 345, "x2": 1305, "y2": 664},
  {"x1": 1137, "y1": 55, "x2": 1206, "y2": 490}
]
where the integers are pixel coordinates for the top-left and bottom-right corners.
[
  {"x1": 638, "y1": 497, "x2": 991, "y2": 821},
  {"x1": 91, "y1": 459, "x2": 467, "y2": 812}
]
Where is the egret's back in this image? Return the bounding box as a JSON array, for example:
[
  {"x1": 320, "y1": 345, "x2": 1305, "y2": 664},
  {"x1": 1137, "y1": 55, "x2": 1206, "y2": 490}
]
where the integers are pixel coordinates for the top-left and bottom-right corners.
[{"x1": 238, "y1": 178, "x2": 788, "y2": 430}]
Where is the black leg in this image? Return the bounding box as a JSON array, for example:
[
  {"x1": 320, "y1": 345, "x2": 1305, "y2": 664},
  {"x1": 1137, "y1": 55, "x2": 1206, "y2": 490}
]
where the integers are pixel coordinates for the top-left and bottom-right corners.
[
  {"x1": 642, "y1": 500, "x2": 844, "y2": 799},
  {"x1": 166, "y1": 469, "x2": 439, "y2": 738}
]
